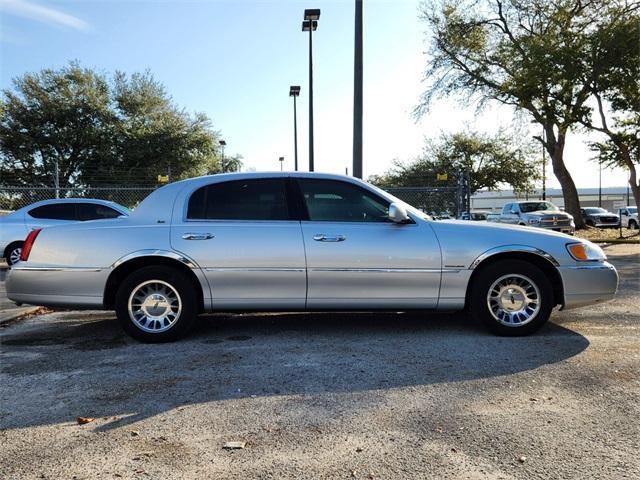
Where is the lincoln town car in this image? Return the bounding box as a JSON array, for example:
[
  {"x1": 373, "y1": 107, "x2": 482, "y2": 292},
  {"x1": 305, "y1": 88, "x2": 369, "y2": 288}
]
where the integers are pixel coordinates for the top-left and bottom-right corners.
[{"x1": 6, "y1": 173, "x2": 618, "y2": 342}]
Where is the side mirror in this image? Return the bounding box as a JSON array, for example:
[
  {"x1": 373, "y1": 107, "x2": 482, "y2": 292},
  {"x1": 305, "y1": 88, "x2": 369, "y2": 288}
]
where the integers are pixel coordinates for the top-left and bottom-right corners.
[{"x1": 388, "y1": 202, "x2": 410, "y2": 223}]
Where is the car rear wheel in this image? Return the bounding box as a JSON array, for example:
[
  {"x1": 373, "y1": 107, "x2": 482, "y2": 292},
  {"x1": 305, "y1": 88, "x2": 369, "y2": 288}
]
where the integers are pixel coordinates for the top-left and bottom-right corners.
[
  {"x1": 470, "y1": 259, "x2": 554, "y2": 336},
  {"x1": 629, "y1": 219, "x2": 638, "y2": 230},
  {"x1": 115, "y1": 265, "x2": 197, "y2": 342},
  {"x1": 4, "y1": 242, "x2": 23, "y2": 267}
]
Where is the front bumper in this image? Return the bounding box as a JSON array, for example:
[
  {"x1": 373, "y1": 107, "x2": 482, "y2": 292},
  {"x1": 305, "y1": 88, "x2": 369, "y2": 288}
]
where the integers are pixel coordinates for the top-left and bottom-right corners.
[
  {"x1": 559, "y1": 261, "x2": 618, "y2": 310},
  {"x1": 6, "y1": 266, "x2": 109, "y2": 308}
]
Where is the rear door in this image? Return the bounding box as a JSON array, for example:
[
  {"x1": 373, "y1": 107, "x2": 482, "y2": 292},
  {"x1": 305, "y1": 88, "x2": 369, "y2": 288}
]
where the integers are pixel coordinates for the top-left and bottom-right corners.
[{"x1": 170, "y1": 177, "x2": 306, "y2": 309}]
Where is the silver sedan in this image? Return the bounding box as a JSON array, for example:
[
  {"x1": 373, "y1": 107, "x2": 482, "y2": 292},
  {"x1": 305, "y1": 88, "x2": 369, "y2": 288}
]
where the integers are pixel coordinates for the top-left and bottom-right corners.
[
  {"x1": 6, "y1": 173, "x2": 618, "y2": 342},
  {"x1": 1, "y1": 198, "x2": 130, "y2": 266}
]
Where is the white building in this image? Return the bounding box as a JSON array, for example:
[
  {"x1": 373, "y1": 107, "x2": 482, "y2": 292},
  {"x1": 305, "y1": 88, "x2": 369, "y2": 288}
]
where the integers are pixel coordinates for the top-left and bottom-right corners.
[{"x1": 471, "y1": 187, "x2": 636, "y2": 212}]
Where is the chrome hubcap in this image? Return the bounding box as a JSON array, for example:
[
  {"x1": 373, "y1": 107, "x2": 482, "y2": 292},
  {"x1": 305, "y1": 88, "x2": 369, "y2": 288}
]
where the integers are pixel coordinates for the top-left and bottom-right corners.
[
  {"x1": 487, "y1": 274, "x2": 541, "y2": 327},
  {"x1": 128, "y1": 280, "x2": 182, "y2": 333},
  {"x1": 9, "y1": 247, "x2": 21, "y2": 265}
]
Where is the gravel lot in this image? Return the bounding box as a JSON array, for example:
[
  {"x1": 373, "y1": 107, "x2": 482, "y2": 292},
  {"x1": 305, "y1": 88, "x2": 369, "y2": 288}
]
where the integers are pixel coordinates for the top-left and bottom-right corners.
[{"x1": 1, "y1": 244, "x2": 638, "y2": 480}]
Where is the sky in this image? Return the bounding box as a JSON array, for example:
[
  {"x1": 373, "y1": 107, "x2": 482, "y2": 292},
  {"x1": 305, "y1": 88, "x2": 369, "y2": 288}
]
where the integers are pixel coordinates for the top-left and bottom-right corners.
[{"x1": 0, "y1": 0, "x2": 630, "y2": 189}]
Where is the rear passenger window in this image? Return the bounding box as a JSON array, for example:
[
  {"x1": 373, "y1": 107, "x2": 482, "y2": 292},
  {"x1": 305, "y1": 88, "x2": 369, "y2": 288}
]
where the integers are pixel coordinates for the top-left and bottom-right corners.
[
  {"x1": 187, "y1": 179, "x2": 290, "y2": 221},
  {"x1": 28, "y1": 203, "x2": 77, "y2": 220}
]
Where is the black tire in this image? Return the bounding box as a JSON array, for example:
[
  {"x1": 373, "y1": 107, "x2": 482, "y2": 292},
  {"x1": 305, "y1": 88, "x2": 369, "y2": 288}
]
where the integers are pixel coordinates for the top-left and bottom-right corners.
[
  {"x1": 4, "y1": 241, "x2": 23, "y2": 267},
  {"x1": 586, "y1": 219, "x2": 595, "y2": 227},
  {"x1": 629, "y1": 219, "x2": 638, "y2": 230},
  {"x1": 470, "y1": 259, "x2": 554, "y2": 336},
  {"x1": 115, "y1": 265, "x2": 198, "y2": 342}
]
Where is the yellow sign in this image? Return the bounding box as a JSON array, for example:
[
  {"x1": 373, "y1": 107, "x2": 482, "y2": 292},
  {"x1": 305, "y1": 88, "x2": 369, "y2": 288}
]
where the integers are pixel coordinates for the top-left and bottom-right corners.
[
  {"x1": 157, "y1": 174, "x2": 169, "y2": 183},
  {"x1": 436, "y1": 173, "x2": 448, "y2": 181}
]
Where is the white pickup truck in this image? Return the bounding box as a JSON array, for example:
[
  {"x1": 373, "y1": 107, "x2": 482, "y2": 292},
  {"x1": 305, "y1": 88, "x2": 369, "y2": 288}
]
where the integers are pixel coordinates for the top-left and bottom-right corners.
[
  {"x1": 497, "y1": 201, "x2": 575, "y2": 234},
  {"x1": 618, "y1": 206, "x2": 638, "y2": 229}
]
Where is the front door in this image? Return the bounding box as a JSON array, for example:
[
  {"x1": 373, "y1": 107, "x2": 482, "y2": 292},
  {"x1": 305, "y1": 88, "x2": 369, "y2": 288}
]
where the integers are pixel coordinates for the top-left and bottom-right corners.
[
  {"x1": 295, "y1": 178, "x2": 442, "y2": 309},
  {"x1": 171, "y1": 177, "x2": 306, "y2": 309}
]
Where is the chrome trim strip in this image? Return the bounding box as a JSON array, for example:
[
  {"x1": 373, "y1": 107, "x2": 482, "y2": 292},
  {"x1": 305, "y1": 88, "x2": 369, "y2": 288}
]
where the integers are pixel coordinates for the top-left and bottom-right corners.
[
  {"x1": 111, "y1": 250, "x2": 198, "y2": 269},
  {"x1": 470, "y1": 245, "x2": 560, "y2": 269},
  {"x1": 11, "y1": 266, "x2": 103, "y2": 272},
  {"x1": 204, "y1": 267, "x2": 305, "y2": 272},
  {"x1": 563, "y1": 264, "x2": 615, "y2": 270},
  {"x1": 310, "y1": 268, "x2": 459, "y2": 273}
]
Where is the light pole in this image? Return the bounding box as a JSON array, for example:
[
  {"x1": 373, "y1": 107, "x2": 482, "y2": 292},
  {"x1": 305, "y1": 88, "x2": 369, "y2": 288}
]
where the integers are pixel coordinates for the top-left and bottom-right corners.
[
  {"x1": 302, "y1": 8, "x2": 320, "y2": 172},
  {"x1": 289, "y1": 86, "x2": 301, "y2": 171},
  {"x1": 353, "y1": 0, "x2": 363, "y2": 179},
  {"x1": 598, "y1": 160, "x2": 602, "y2": 207},
  {"x1": 279, "y1": 156, "x2": 285, "y2": 171},
  {"x1": 219, "y1": 140, "x2": 227, "y2": 172},
  {"x1": 541, "y1": 127, "x2": 546, "y2": 200}
]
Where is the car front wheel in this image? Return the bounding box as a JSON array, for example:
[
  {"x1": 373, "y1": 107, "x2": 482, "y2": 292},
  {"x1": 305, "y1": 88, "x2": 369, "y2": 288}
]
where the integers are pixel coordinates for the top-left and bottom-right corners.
[
  {"x1": 115, "y1": 265, "x2": 198, "y2": 342},
  {"x1": 470, "y1": 259, "x2": 554, "y2": 336}
]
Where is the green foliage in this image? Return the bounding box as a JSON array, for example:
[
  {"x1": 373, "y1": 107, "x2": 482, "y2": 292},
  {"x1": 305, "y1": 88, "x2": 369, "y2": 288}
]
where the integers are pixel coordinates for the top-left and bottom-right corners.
[
  {"x1": 0, "y1": 63, "x2": 233, "y2": 188},
  {"x1": 582, "y1": 6, "x2": 640, "y2": 181},
  {"x1": 370, "y1": 130, "x2": 539, "y2": 194},
  {"x1": 416, "y1": 0, "x2": 639, "y2": 227}
]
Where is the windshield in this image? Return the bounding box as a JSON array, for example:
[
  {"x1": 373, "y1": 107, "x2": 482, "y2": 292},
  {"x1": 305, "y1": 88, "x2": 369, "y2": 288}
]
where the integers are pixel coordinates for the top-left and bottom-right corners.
[
  {"x1": 629, "y1": 207, "x2": 637, "y2": 214},
  {"x1": 584, "y1": 207, "x2": 607, "y2": 214},
  {"x1": 519, "y1": 202, "x2": 559, "y2": 213}
]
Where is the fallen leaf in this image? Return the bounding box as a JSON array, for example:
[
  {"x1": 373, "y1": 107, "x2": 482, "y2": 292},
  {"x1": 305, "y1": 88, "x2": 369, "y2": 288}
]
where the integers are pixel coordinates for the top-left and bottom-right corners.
[
  {"x1": 76, "y1": 417, "x2": 95, "y2": 425},
  {"x1": 130, "y1": 430, "x2": 140, "y2": 437},
  {"x1": 518, "y1": 456, "x2": 527, "y2": 463}
]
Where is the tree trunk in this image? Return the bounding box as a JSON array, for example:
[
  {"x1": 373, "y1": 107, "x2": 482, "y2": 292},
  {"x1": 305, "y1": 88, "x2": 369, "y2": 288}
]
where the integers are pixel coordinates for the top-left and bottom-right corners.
[
  {"x1": 617, "y1": 142, "x2": 640, "y2": 209},
  {"x1": 544, "y1": 126, "x2": 585, "y2": 229}
]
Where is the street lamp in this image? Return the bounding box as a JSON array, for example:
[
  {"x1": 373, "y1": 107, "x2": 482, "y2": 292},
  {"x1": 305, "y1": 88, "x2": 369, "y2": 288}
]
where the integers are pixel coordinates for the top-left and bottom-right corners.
[
  {"x1": 219, "y1": 140, "x2": 227, "y2": 172},
  {"x1": 279, "y1": 156, "x2": 285, "y2": 171},
  {"x1": 598, "y1": 160, "x2": 602, "y2": 207},
  {"x1": 302, "y1": 8, "x2": 320, "y2": 172},
  {"x1": 289, "y1": 86, "x2": 301, "y2": 171}
]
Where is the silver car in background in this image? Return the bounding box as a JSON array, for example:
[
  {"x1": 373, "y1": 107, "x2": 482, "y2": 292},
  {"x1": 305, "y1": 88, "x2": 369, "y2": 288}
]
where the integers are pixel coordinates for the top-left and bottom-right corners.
[
  {"x1": 0, "y1": 198, "x2": 130, "y2": 266},
  {"x1": 6, "y1": 173, "x2": 618, "y2": 342}
]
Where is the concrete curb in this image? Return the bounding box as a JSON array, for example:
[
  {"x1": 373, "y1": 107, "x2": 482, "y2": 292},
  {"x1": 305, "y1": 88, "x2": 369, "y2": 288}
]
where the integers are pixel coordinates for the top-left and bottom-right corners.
[{"x1": 0, "y1": 306, "x2": 41, "y2": 326}]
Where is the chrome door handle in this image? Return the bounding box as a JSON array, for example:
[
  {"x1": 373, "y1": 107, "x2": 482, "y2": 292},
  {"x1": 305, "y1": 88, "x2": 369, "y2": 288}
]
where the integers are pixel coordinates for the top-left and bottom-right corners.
[
  {"x1": 313, "y1": 234, "x2": 346, "y2": 242},
  {"x1": 182, "y1": 233, "x2": 215, "y2": 240}
]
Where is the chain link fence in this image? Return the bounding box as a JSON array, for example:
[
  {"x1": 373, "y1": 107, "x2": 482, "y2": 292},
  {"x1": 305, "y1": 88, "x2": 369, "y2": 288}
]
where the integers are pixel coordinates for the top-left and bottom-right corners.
[{"x1": 0, "y1": 175, "x2": 472, "y2": 217}]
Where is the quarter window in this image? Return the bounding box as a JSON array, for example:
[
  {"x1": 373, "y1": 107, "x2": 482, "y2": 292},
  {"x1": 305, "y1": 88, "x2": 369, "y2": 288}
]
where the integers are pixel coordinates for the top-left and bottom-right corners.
[
  {"x1": 297, "y1": 179, "x2": 391, "y2": 222},
  {"x1": 187, "y1": 179, "x2": 290, "y2": 221}
]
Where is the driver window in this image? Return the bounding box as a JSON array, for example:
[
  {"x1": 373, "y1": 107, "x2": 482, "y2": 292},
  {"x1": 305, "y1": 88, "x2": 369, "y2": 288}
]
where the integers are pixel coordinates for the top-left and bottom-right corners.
[{"x1": 297, "y1": 179, "x2": 391, "y2": 223}]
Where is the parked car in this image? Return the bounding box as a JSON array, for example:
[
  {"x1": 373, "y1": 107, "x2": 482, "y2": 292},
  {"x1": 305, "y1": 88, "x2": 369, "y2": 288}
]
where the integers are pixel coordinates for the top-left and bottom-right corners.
[
  {"x1": 580, "y1": 207, "x2": 619, "y2": 228},
  {"x1": 485, "y1": 213, "x2": 500, "y2": 222},
  {"x1": 497, "y1": 201, "x2": 575, "y2": 234},
  {"x1": 618, "y1": 206, "x2": 638, "y2": 229},
  {"x1": 7, "y1": 173, "x2": 617, "y2": 342},
  {"x1": 459, "y1": 210, "x2": 491, "y2": 221},
  {"x1": 0, "y1": 199, "x2": 130, "y2": 266}
]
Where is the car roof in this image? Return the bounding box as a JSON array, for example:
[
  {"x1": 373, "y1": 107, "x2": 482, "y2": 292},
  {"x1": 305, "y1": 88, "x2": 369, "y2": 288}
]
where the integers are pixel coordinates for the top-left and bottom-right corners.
[{"x1": 132, "y1": 171, "x2": 402, "y2": 220}]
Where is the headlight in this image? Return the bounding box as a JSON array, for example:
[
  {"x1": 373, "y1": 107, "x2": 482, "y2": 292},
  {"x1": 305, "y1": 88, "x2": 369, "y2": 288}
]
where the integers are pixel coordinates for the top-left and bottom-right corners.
[
  {"x1": 566, "y1": 242, "x2": 606, "y2": 261},
  {"x1": 528, "y1": 218, "x2": 540, "y2": 224}
]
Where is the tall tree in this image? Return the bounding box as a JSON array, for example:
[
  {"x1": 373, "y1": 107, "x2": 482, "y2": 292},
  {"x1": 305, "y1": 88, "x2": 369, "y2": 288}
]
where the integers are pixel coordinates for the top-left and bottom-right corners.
[
  {"x1": 417, "y1": 0, "x2": 617, "y2": 228},
  {"x1": 370, "y1": 130, "x2": 539, "y2": 194},
  {"x1": 0, "y1": 63, "x2": 114, "y2": 189},
  {"x1": 579, "y1": 5, "x2": 640, "y2": 206},
  {"x1": 0, "y1": 63, "x2": 225, "y2": 189}
]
